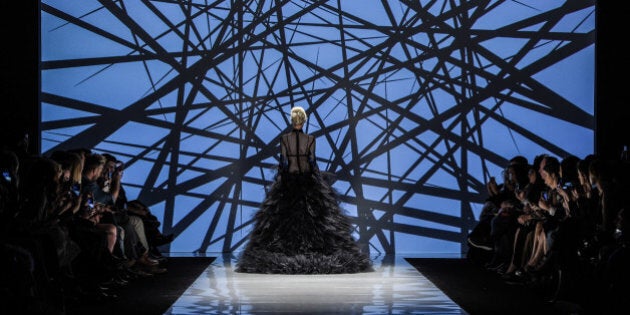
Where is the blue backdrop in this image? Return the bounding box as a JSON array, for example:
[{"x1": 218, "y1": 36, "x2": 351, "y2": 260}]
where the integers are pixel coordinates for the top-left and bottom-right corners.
[{"x1": 39, "y1": 0, "x2": 595, "y2": 255}]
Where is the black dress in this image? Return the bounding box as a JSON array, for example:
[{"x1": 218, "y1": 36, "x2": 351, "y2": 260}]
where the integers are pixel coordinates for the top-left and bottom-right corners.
[{"x1": 235, "y1": 128, "x2": 373, "y2": 274}]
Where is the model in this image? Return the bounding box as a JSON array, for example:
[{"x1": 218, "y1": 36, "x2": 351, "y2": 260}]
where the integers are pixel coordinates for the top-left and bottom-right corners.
[{"x1": 235, "y1": 106, "x2": 373, "y2": 274}]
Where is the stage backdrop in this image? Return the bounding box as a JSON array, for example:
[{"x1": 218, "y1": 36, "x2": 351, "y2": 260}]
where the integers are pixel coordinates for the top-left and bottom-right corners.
[{"x1": 39, "y1": 0, "x2": 595, "y2": 255}]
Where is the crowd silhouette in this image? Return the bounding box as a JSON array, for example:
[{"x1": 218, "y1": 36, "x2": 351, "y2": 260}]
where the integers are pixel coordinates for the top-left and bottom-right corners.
[
  {"x1": 467, "y1": 150, "x2": 630, "y2": 314},
  {"x1": 1, "y1": 129, "x2": 174, "y2": 314},
  {"x1": 3, "y1": 127, "x2": 628, "y2": 314}
]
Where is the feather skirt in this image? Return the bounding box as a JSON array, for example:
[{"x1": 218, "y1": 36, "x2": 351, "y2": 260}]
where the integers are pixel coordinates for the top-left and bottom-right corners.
[{"x1": 235, "y1": 172, "x2": 373, "y2": 274}]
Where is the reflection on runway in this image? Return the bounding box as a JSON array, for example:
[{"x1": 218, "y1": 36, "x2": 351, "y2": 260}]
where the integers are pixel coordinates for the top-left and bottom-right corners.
[{"x1": 164, "y1": 254, "x2": 467, "y2": 314}]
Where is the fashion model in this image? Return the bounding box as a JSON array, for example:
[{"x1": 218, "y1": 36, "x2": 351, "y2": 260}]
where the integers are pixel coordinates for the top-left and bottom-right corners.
[{"x1": 235, "y1": 106, "x2": 373, "y2": 274}]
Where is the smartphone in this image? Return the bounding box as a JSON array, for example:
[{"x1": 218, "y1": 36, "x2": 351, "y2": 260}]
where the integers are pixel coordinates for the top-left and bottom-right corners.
[
  {"x1": 542, "y1": 191, "x2": 549, "y2": 201},
  {"x1": 71, "y1": 183, "x2": 81, "y2": 196},
  {"x1": 2, "y1": 170, "x2": 11, "y2": 182},
  {"x1": 87, "y1": 197, "x2": 95, "y2": 209},
  {"x1": 562, "y1": 181, "x2": 573, "y2": 190},
  {"x1": 115, "y1": 161, "x2": 124, "y2": 171}
]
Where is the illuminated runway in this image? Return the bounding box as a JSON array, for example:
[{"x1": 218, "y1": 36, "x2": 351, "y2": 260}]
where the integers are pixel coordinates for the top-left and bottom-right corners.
[{"x1": 164, "y1": 254, "x2": 467, "y2": 314}]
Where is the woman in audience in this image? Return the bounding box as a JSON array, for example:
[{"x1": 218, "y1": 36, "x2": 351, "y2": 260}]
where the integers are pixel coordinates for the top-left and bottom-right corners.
[
  {"x1": 503, "y1": 180, "x2": 546, "y2": 280},
  {"x1": 10, "y1": 156, "x2": 82, "y2": 312},
  {"x1": 523, "y1": 156, "x2": 571, "y2": 273},
  {"x1": 574, "y1": 155, "x2": 600, "y2": 254},
  {"x1": 49, "y1": 150, "x2": 84, "y2": 220},
  {"x1": 485, "y1": 161, "x2": 530, "y2": 273},
  {"x1": 467, "y1": 155, "x2": 528, "y2": 264}
]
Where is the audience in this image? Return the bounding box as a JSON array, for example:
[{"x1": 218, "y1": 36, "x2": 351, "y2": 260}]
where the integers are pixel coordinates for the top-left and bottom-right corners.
[
  {"x1": 2, "y1": 131, "x2": 628, "y2": 314},
  {"x1": 469, "y1": 152, "x2": 630, "y2": 313},
  {"x1": 1, "y1": 139, "x2": 174, "y2": 313}
]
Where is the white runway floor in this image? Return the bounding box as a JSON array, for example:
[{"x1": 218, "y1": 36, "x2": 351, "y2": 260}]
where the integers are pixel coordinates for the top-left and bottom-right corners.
[{"x1": 164, "y1": 254, "x2": 467, "y2": 315}]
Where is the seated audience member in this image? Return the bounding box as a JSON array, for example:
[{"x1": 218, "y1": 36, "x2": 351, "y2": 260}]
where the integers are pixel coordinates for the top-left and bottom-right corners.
[
  {"x1": 10, "y1": 156, "x2": 81, "y2": 312},
  {"x1": 127, "y1": 199, "x2": 174, "y2": 260},
  {"x1": 601, "y1": 208, "x2": 629, "y2": 313},
  {"x1": 503, "y1": 182, "x2": 546, "y2": 280},
  {"x1": 48, "y1": 150, "x2": 84, "y2": 221},
  {"x1": 589, "y1": 158, "x2": 627, "y2": 252},
  {"x1": 467, "y1": 155, "x2": 529, "y2": 267},
  {"x1": 102, "y1": 153, "x2": 128, "y2": 210},
  {"x1": 83, "y1": 153, "x2": 164, "y2": 274},
  {"x1": 69, "y1": 191, "x2": 124, "y2": 296},
  {"x1": 524, "y1": 156, "x2": 571, "y2": 273},
  {"x1": 0, "y1": 149, "x2": 20, "y2": 228},
  {"x1": 573, "y1": 155, "x2": 600, "y2": 261}
]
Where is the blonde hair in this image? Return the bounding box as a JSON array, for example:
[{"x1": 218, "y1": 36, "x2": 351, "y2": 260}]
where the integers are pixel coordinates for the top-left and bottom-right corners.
[{"x1": 290, "y1": 106, "x2": 307, "y2": 126}]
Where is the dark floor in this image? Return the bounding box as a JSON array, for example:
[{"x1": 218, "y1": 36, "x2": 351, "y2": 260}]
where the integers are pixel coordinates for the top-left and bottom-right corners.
[
  {"x1": 65, "y1": 256, "x2": 216, "y2": 315},
  {"x1": 9, "y1": 254, "x2": 628, "y2": 315},
  {"x1": 406, "y1": 255, "x2": 626, "y2": 315},
  {"x1": 407, "y1": 257, "x2": 572, "y2": 315}
]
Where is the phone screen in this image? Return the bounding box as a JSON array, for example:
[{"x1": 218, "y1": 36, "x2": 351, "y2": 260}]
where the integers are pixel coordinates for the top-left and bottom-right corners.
[
  {"x1": 542, "y1": 191, "x2": 549, "y2": 201},
  {"x1": 71, "y1": 183, "x2": 81, "y2": 196},
  {"x1": 2, "y1": 170, "x2": 10, "y2": 182},
  {"x1": 87, "y1": 197, "x2": 95, "y2": 208}
]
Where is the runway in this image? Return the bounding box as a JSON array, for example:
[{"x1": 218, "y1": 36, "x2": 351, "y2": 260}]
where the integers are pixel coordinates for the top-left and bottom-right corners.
[{"x1": 164, "y1": 254, "x2": 467, "y2": 314}]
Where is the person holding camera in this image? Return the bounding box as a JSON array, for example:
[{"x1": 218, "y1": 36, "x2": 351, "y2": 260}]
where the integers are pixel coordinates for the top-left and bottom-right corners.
[
  {"x1": 98, "y1": 153, "x2": 163, "y2": 273},
  {"x1": 75, "y1": 154, "x2": 125, "y2": 268}
]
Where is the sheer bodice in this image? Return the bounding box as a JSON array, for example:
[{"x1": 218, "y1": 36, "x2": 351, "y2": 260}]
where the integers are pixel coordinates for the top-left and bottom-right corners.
[{"x1": 281, "y1": 129, "x2": 316, "y2": 174}]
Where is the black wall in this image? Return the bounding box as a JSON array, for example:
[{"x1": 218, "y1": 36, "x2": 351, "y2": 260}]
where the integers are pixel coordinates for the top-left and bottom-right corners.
[
  {"x1": 2, "y1": 1, "x2": 627, "y2": 160},
  {"x1": 595, "y1": 2, "x2": 630, "y2": 160},
  {"x1": 1, "y1": 2, "x2": 39, "y2": 154}
]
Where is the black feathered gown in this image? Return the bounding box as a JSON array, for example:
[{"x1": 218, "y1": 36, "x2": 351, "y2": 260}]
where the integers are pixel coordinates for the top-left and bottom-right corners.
[{"x1": 235, "y1": 129, "x2": 373, "y2": 274}]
